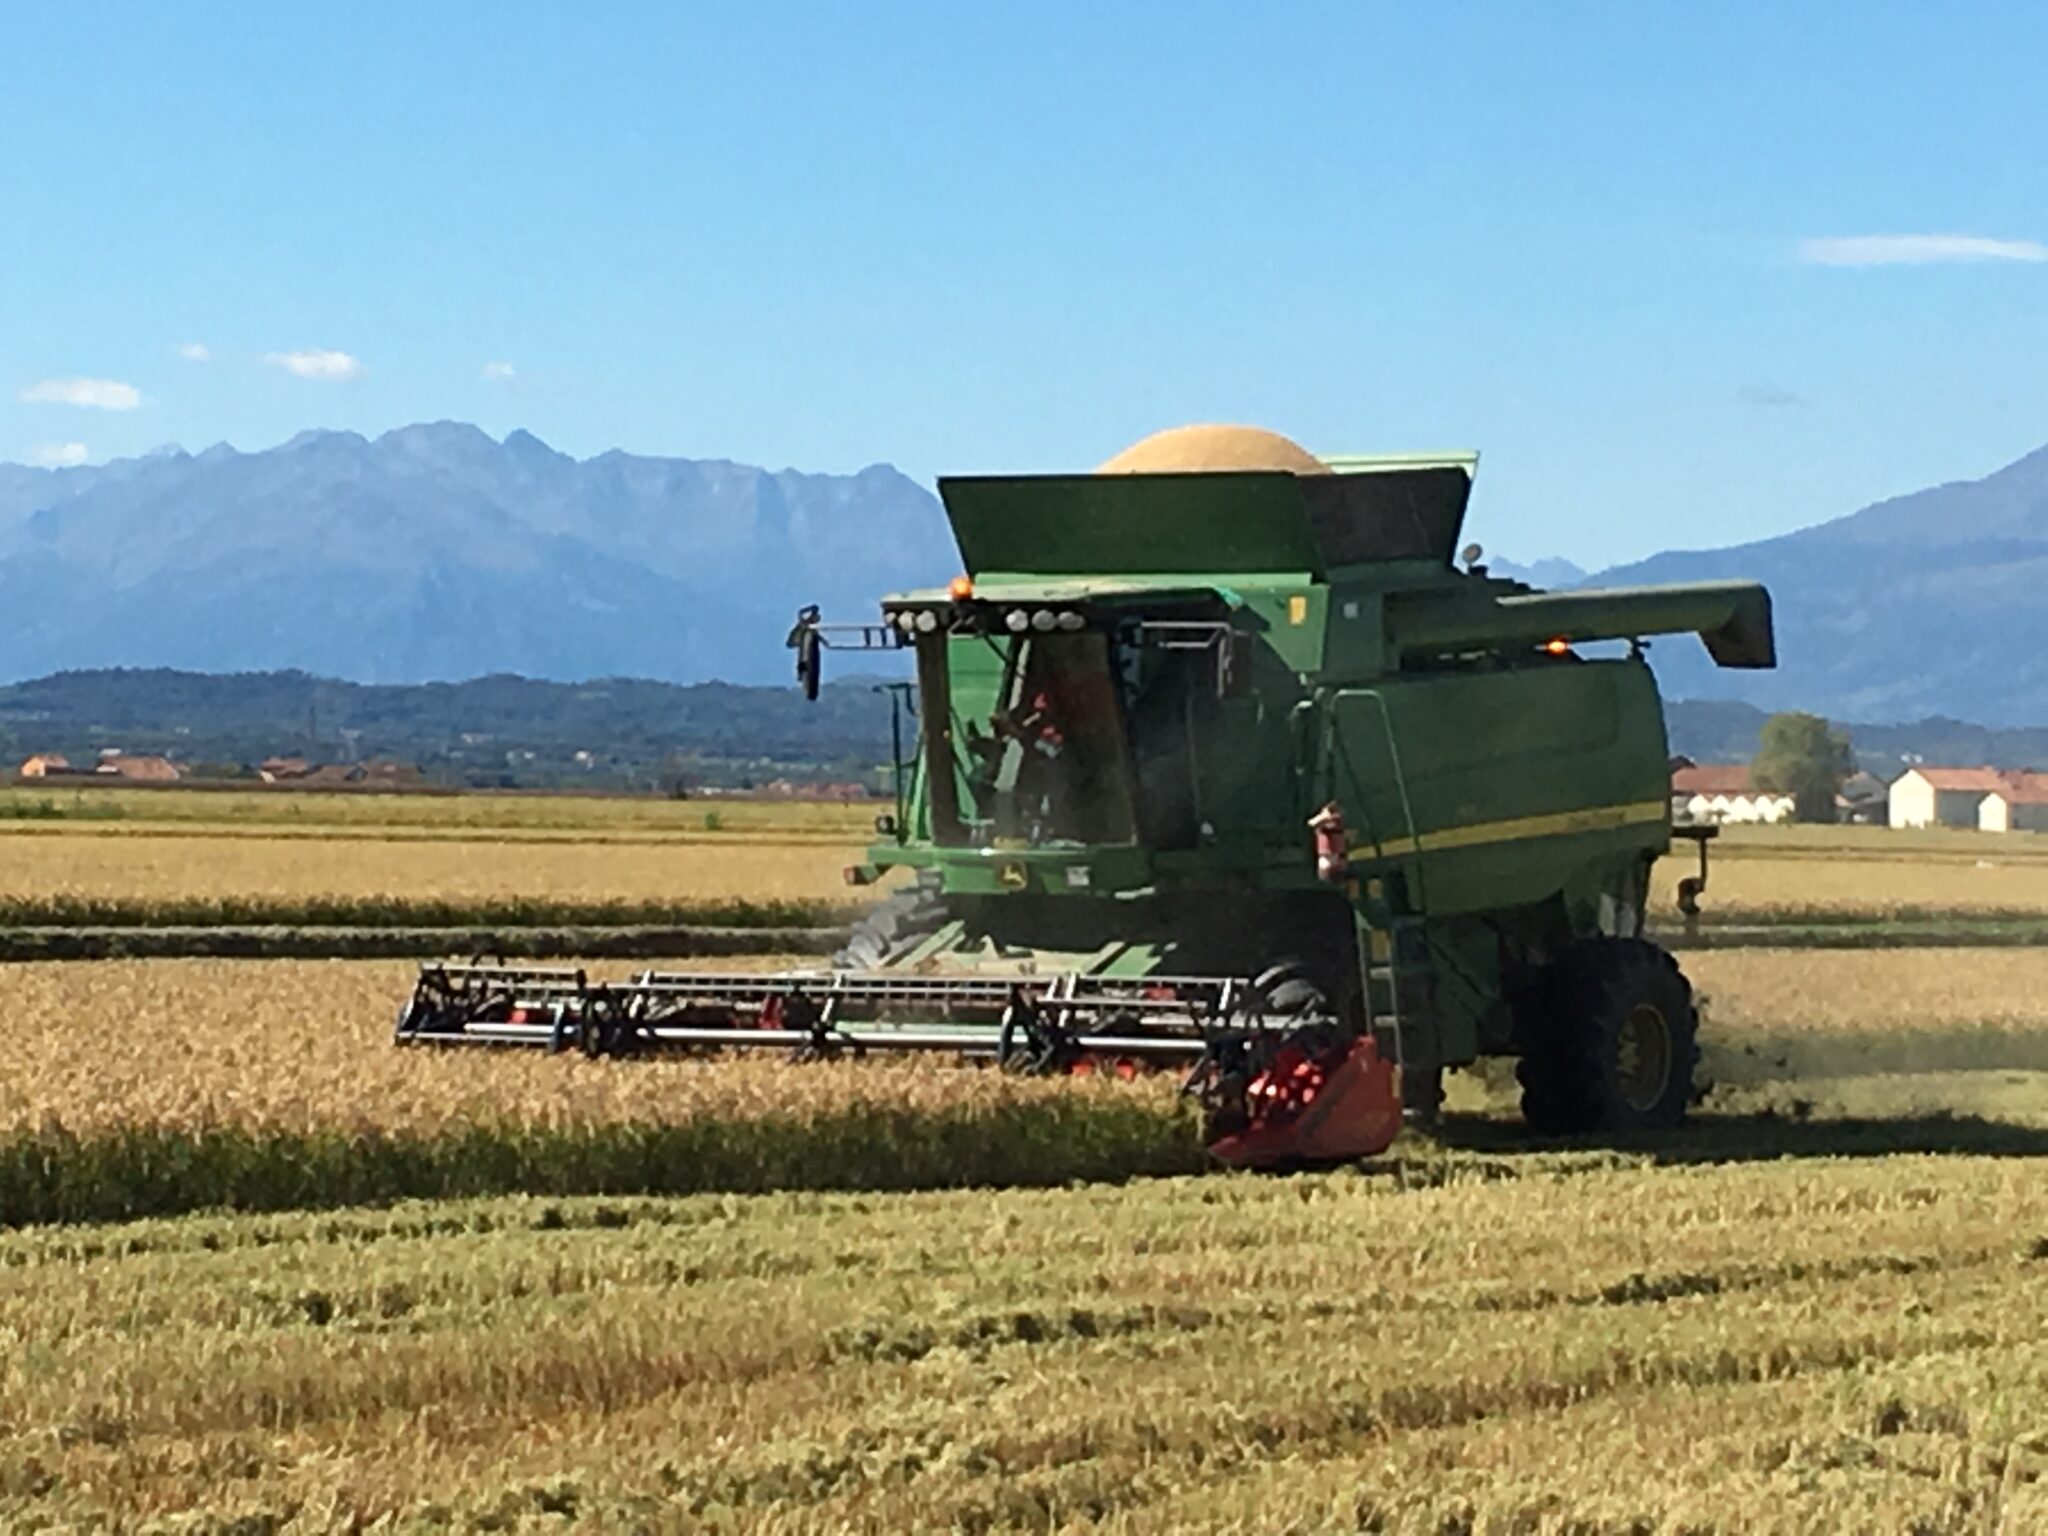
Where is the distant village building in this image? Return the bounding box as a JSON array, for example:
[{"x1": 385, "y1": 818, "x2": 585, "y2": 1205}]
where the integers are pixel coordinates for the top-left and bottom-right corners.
[
  {"x1": 94, "y1": 753, "x2": 181, "y2": 782},
  {"x1": 1670, "y1": 764, "x2": 1795, "y2": 824},
  {"x1": 17, "y1": 753, "x2": 72, "y2": 778},
  {"x1": 257, "y1": 755, "x2": 423, "y2": 788},
  {"x1": 1978, "y1": 774, "x2": 2048, "y2": 833},
  {"x1": 1888, "y1": 767, "x2": 2012, "y2": 829}
]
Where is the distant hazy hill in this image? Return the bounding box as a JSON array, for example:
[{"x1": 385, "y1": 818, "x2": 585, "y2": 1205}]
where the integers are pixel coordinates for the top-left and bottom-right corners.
[
  {"x1": 1486, "y1": 555, "x2": 1586, "y2": 589},
  {"x1": 1589, "y1": 442, "x2": 2048, "y2": 725},
  {"x1": 0, "y1": 425, "x2": 947, "y2": 685}
]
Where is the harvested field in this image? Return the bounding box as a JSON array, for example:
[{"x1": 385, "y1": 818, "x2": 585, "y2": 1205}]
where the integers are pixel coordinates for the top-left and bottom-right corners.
[{"x1": 3, "y1": 1155, "x2": 2045, "y2": 1531}]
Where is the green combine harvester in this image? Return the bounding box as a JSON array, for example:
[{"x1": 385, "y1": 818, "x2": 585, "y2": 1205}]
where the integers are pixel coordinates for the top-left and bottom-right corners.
[{"x1": 397, "y1": 425, "x2": 1773, "y2": 1167}]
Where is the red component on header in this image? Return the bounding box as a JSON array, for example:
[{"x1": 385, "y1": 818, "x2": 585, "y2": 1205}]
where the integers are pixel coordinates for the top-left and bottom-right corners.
[{"x1": 1208, "y1": 1035, "x2": 1402, "y2": 1168}]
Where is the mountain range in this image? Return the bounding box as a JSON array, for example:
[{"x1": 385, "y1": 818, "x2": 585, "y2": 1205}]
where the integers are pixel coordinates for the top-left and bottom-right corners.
[
  {"x1": 0, "y1": 425, "x2": 936, "y2": 686},
  {"x1": 1590, "y1": 442, "x2": 2048, "y2": 725},
  {"x1": 6, "y1": 425, "x2": 2048, "y2": 724}
]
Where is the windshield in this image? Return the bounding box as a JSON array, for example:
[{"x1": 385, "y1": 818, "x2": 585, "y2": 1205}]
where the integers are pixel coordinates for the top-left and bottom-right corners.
[{"x1": 922, "y1": 631, "x2": 1137, "y2": 847}]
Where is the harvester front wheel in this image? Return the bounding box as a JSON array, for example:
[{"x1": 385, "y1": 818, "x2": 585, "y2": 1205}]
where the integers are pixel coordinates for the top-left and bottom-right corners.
[
  {"x1": 834, "y1": 874, "x2": 948, "y2": 970},
  {"x1": 1517, "y1": 938, "x2": 1697, "y2": 1135}
]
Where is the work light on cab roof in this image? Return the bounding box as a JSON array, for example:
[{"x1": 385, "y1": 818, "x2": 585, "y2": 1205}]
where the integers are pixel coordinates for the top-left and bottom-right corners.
[{"x1": 396, "y1": 424, "x2": 1774, "y2": 1169}]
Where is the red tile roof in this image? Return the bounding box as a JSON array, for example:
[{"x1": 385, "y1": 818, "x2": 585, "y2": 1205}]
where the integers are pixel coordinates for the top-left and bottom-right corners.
[
  {"x1": 95, "y1": 755, "x2": 180, "y2": 781},
  {"x1": 1909, "y1": 767, "x2": 2012, "y2": 793},
  {"x1": 1987, "y1": 771, "x2": 2048, "y2": 805},
  {"x1": 1671, "y1": 765, "x2": 1764, "y2": 797}
]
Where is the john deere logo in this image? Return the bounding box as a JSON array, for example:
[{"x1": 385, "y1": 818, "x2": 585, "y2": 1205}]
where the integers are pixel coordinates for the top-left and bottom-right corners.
[{"x1": 998, "y1": 861, "x2": 1028, "y2": 890}]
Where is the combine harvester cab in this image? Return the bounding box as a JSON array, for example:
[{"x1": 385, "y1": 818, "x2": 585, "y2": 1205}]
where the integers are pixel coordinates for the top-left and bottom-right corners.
[{"x1": 398, "y1": 425, "x2": 1774, "y2": 1167}]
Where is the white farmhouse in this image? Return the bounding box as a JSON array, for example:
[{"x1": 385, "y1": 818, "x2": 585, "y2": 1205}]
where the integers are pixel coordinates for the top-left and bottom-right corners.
[
  {"x1": 1888, "y1": 767, "x2": 2010, "y2": 829},
  {"x1": 1670, "y1": 764, "x2": 1795, "y2": 824},
  {"x1": 1978, "y1": 773, "x2": 2048, "y2": 832}
]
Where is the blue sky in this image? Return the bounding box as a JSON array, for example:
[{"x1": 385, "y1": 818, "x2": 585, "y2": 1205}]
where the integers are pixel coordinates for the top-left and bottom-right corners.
[{"x1": 3, "y1": 2, "x2": 2045, "y2": 569}]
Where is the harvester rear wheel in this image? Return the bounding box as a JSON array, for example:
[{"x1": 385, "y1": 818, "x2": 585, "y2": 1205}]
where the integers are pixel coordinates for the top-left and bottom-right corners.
[{"x1": 1517, "y1": 938, "x2": 1697, "y2": 1135}]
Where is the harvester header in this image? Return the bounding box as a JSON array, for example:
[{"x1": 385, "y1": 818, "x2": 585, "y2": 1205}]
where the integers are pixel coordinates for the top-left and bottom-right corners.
[{"x1": 401, "y1": 423, "x2": 1775, "y2": 1169}]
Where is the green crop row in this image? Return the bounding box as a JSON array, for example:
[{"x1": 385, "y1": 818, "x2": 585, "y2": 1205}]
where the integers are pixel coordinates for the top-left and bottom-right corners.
[{"x1": 0, "y1": 1096, "x2": 1202, "y2": 1228}]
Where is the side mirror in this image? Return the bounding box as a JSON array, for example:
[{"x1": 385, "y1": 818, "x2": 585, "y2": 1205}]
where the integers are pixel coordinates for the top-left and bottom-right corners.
[{"x1": 787, "y1": 605, "x2": 823, "y2": 701}]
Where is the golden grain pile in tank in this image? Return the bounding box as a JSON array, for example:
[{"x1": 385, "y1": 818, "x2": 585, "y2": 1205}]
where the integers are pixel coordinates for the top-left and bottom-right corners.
[{"x1": 1095, "y1": 423, "x2": 1332, "y2": 476}]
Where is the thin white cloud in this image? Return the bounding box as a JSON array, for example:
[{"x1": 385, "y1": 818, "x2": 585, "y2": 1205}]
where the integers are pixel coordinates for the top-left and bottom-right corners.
[
  {"x1": 481, "y1": 361, "x2": 518, "y2": 383},
  {"x1": 178, "y1": 342, "x2": 212, "y2": 363},
  {"x1": 29, "y1": 442, "x2": 89, "y2": 468},
  {"x1": 18, "y1": 377, "x2": 141, "y2": 411},
  {"x1": 1798, "y1": 234, "x2": 2048, "y2": 267},
  {"x1": 263, "y1": 349, "x2": 366, "y2": 381}
]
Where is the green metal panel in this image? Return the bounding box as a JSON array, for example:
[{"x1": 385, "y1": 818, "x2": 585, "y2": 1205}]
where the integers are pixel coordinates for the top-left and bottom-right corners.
[
  {"x1": 1326, "y1": 659, "x2": 1671, "y2": 916},
  {"x1": 939, "y1": 473, "x2": 1325, "y2": 578}
]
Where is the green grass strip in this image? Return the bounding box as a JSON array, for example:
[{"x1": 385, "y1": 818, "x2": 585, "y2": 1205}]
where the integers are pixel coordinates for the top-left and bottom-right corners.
[{"x1": 0, "y1": 1098, "x2": 1204, "y2": 1228}]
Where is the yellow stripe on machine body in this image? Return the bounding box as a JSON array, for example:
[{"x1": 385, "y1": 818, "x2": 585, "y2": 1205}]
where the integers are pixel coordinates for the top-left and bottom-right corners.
[{"x1": 1354, "y1": 798, "x2": 1668, "y2": 862}]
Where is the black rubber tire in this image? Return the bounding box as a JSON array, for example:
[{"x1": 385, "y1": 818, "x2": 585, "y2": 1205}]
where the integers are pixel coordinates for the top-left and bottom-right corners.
[
  {"x1": 1517, "y1": 937, "x2": 1699, "y2": 1135},
  {"x1": 833, "y1": 873, "x2": 950, "y2": 970}
]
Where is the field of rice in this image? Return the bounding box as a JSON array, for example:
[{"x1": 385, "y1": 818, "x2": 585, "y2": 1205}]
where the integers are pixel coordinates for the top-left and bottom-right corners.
[
  {"x1": 4, "y1": 1152, "x2": 2044, "y2": 1530},
  {"x1": 2, "y1": 947, "x2": 2044, "y2": 1222},
  {"x1": 5, "y1": 811, "x2": 2048, "y2": 1530},
  {"x1": 0, "y1": 783, "x2": 876, "y2": 837},
  {"x1": 1, "y1": 957, "x2": 990, "y2": 1138},
  {"x1": 11, "y1": 810, "x2": 2048, "y2": 928},
  {"x1": 0, "y1": 829, "x2": 868, "y2": 911},
  {"x1": 1651, "y1": 822, "x2": 2048, "y2": 921}
]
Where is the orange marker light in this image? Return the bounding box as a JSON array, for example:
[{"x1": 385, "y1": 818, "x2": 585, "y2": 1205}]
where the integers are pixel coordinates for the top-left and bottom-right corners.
[
  {"x1": 1545, "y1": 637, "x2": 1570, "y2": 655},
  {"x1": 948, "y1": 575, "x2": 974, "y2": 601}
]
